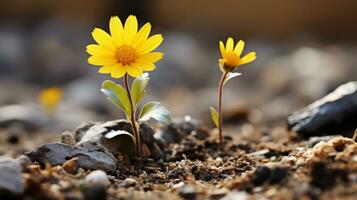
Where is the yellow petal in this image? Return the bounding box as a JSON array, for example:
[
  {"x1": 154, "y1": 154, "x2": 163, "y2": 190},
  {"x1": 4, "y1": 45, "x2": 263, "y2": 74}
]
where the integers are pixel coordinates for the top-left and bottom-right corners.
[
  {"x1": 109, "y1": 16, "x2": 124, "y2": 46},
  {"x1": 135, "y1": 61, "x2": 156, "y2": 71},
  {"x1": 226, "y1": 37, "x2": 234, "y2": 52},
  {"x1": 239, "y1": 52, "x2": 256, "y2": 65},
  {"x1": 234, "y1": 40, "x2": 245, "y2": 56},
  {"x1": 125, "y1": 65, "x2": 143, "y2": 77},
  {"x1": 111, "y1": 64, "x2": 126, "y2": 78},
  {"x1": 86, "y1": 44, "x2": 115, "y2": 57},
  {"x1": 132, "y1": 23, "x2": 151, "y2": 48},
  {"x1": 92, "y1": 28, "x2": 116, "y2": 50},
  {"x1": 123, "y1": 15, "x2": 138, "y2": 45},
  {"x1": 219, "y1": 41, "x2": 226, "y2": 58},
  {"x1": 88, "y1": 56, "x2": 117, "y2": 66},
  {"x1": 137, "y1": 34, "x2": 163, "y2": 54},
  {"x1": 137, "y1": 52, "x2": 163, "y2": 63},
  {"x1": 98, "y1": 64, "x2": 117, "y2": 74}
]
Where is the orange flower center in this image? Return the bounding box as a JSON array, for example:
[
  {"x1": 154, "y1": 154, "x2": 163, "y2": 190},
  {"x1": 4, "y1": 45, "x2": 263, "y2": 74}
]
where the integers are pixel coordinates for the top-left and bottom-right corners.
[{"x1": 116, "y1": 46, "x2": 137, "y2": 65}]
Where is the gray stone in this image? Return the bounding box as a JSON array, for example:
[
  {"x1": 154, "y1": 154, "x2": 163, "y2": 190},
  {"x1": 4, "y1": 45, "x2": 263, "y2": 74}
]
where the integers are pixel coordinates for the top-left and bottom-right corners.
[
  {"x1": 287, "y1": 82, "x2": 357, "y2": 138},
  {"x1": 74, "y1": 120, "x2": 162, "y2": 158},
  {"x1": 0, "y1": 157, "x2": 24, "y2": 194},
  {"x1": 155, "y1": 117, "x2": 209, "y2": 145},
  {"x1": 178, "y1": 185, "x2": 197, "y2": 200},
  {"x1": 26, "y1": 142, "x2": 116, "y2": 173},
  {"x1": 16, "y1": 155, "x2": 31, "y2": 168}
]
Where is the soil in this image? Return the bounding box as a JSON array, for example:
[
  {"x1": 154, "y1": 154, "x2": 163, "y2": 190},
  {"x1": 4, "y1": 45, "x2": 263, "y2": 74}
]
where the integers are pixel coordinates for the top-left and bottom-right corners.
[{"x1": 0, "y1": 122, "x2": 356, "y2": 200}]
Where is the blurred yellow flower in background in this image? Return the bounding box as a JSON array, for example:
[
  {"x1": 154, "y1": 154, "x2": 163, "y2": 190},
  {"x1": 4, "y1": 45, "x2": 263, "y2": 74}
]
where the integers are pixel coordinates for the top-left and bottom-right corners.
[
  {"x1": 39, "y1": 87, "x2": 63, "y2": 115},
  {"x1": 219, "y1": 37, "x2": 256, "y2": 71},
  {"x1": 86, "y1": 15, "x2": 164, "y2": 78}
]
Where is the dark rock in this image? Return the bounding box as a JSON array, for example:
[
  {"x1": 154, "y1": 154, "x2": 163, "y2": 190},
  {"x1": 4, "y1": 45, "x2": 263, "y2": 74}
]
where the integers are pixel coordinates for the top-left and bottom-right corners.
[
  {"x1": 310, "y1": 162, "x2": 348, "y2": 190},
  {"x1": 252, "y1": 166, "x2": 288, "y2": 185},
  {"x1": 74, "y1": 120, "x2": 162, "y2": 158},
  {"x1": 269, "y1": 167, "x2": 288, "y2": 184},
  {"x1": 287, "y1": 82, "x2": 357, "y2": 138},
  {"x1": 26, "y1": 142, "x2": 116, "y2": 173},
  {"x1": 0, "y1": 157, "x2": 24, "y2": 195},
  {"x1": 251, "y1": 166, "x2": 271, "y2": 185},
  {"x1": 155, "y1": 117, "x2": 209, "y2": 145}
]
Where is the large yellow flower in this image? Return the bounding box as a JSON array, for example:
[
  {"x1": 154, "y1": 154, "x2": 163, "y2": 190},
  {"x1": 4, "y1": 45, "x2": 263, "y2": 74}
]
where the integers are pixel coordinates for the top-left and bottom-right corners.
[
  {"x1": 219, "y1": 37, "x2": 256, "y2": 71},
  {"x1": 86, "y1": 15, "x2": 164, "y2": 78}
]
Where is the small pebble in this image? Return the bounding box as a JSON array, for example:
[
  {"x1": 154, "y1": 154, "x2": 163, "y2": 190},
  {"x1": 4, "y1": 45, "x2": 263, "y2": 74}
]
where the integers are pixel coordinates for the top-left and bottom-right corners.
[
  {"x1": 85, "y1": 170, "x2": 109, "y2": 187},
  {"x1": 178, "y1": 185, "x2": 197, "y2": 200},
  {"x1": 172, "y1": 181, "x2": 185, "y2": 189},
  {"x1": 17, "y1": 155, "x2": 31, "y2": 167},
  {"x1": 63, "y1": 157, "x2": 78, "y2": 174},
  {"x1": 61, "y1": 131, "x2": 76, "y2": 146},
  {"x1": 122, "y1": 178, "x2": 137, "y2": 188}
]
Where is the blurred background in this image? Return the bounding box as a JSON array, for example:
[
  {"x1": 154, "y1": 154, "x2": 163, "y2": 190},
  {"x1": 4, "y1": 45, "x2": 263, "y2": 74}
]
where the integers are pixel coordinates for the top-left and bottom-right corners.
[{"x1": 0, "y1": 0, "x2": 356, "y2": 133}]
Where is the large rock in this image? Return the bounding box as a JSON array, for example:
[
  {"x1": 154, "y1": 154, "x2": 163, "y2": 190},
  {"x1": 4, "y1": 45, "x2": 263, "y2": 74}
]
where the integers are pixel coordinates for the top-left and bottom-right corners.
[
  {"x1": 0, "y1": 157, "x2": 24, "y2": 195},
  {"x1": 26, "y1": 142, "x2": 116, "y2": 173},
  {"x1": 287, "y1": 82, "x2": 357, "y2": 138},
  {"x1": 74, "y1": 120, "x2": 163, "y2": 158}
]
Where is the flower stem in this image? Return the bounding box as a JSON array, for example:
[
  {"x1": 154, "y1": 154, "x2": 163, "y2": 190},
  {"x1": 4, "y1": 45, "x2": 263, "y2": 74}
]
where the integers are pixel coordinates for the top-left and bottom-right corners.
[
  {"x1": 124, "y1": 73, "x2": 141, "y2": 157},
  {"x1": 218, "y1": 72, "x2": 228, "y2": 147}
]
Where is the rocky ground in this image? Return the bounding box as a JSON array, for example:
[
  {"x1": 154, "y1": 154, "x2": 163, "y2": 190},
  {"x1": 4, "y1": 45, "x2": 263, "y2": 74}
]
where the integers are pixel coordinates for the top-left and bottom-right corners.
[
  {"x1": 0, "y1": 81, "x2": 356, "y2": 200},
  {"x1": 0, "y1": 115, "x2": 356, "y2": 200}
]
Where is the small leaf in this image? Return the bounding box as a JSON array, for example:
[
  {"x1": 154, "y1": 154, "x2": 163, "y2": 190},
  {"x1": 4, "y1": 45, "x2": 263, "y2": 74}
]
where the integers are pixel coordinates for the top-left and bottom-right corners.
[
  {"x1": 210, "y1": 106, "x2": 219, "y2": 128},
  {"x1": 138, "y1": 101, "x2": 171, "y2": 124},
  {"x1": 105, "y1": 130, "x2": 136, "y2": 145},
  {"x1": 132, "y1": 73, "x2": 150, "y2": 106},
  {"x1": 224, "y1": 72, "x2": 242, "y2": 85},
  {"x1": 101, "y1": 80, "x2": 131, "y2": 117}
]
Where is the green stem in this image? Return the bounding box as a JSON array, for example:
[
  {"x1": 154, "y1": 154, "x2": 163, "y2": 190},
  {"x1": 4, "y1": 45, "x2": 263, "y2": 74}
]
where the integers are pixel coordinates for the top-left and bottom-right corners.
[
  {"x1": 218, "y1": 72, "x2": 228, "y2": 147},
  {"x1": 124, "y1": 73, "x2": 141, "y2": 157}
]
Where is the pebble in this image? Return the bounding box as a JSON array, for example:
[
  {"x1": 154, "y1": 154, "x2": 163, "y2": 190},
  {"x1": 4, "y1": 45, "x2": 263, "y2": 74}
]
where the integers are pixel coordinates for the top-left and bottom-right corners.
[
  {"x1": 85, "y1": 170, "x2": 110, "y2": 187},
  {"x1": 0, "y1": 157, "x2": 24, "y2": 195},
  {"x1": 16, "y1": 155, "x2": 31, "y2": 167},
  {"x1": 178, "y1": 185, "x2": 197, "y2": 200},
  {"x1": 122, "y1": 178, "x2": 137, "y2": 188},
  {"x1": 252, "y1": 166, "x2": 271, "y2": 185},
  {"x1": 63, "y1": 157, "x2": 78, "y2": 174}
]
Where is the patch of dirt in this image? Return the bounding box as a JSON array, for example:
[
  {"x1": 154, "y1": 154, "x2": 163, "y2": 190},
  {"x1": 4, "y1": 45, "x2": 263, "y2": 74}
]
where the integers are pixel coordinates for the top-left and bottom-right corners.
[{"x1": 0, "y1": 123, "x2": 356, "y2": 200}]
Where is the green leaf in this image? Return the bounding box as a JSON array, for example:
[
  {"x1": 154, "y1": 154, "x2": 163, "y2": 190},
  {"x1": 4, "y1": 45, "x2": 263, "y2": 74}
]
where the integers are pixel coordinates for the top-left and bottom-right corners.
[
  {"x1": 210, "y1": 106, "x2": 219, "y2": 128},
  {"x1": 224, "y1": 72, "x2": 242, "y2": 85},
  {"x1": 101, "y1": 80, "x2": 131, "y2": 117},
  {"x1": 132, "y1": 73, "x2": 150, "y2": 106},
  {"x1": 138, "y1": 101, "x2": 171, "y2": 124}
]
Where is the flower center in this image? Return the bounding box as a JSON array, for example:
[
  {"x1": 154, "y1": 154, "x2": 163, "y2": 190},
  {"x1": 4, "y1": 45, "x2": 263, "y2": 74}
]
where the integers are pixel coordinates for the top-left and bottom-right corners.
[
  {"x1": 116, "y1": 45, "x2": 137, "y2": 65},
  {"x1": 223, "y1": 52, "x2": 241, "y2": 67}
]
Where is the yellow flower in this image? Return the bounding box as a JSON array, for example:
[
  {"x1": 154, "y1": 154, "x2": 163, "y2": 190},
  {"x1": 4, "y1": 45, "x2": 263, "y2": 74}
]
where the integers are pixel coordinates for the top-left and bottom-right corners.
[
  {"x1": 39, "y1": 87, "x2": 63, "y2": 114},
  {"x1": 86, "y1": 15, "x2": 164, "y2": 78},
  {"x1": 219, "y1": 37, "x2": 256, "y2": 71}
]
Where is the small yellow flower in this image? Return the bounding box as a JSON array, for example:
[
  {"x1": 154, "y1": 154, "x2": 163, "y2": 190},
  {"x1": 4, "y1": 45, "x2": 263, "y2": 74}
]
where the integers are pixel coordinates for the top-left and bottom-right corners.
[
  {"x1": 39, "y1": 87, "x2": 63, "y2": 114},
  {"x1": 219, "y1": 37, "x2": 256, "y2": 71},
  {"x1": 86, "y1": 15, "x2": 164, "y2": 78}
]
